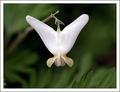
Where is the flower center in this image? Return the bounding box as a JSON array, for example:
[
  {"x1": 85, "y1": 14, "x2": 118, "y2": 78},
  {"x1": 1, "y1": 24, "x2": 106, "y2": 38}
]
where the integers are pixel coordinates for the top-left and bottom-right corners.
[{"x1": 54, "y1": 55, "x2": 65, "y2": 66}]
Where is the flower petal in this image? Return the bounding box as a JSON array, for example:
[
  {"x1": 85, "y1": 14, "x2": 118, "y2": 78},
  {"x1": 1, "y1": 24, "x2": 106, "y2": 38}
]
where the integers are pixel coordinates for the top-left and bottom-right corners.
[
  {"x1": 46, "y1": 57, "x2": 56, "y2": 68},
  {"x1": 60, "y1": 14, "x2": 89, "y2": 54},
  {"x1": 62, "y1": 56, "x2": 74, "y2": 67},
  {"x1": 26, "y1": 15, "x2": 58, "y2": 54}
]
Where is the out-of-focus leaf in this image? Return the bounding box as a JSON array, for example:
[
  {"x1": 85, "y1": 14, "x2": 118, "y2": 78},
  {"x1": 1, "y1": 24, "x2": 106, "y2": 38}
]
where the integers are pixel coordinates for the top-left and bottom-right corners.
[
  {"x1": 52, "y1": 67, "x2": 76, "y2": 88},
  {"x1": 87, "y1": 67, "x2": 116, "y2": 88},
  {"x1": 98, "y1": 67, "x2": 116, "y2": 88},
  {"x1": 76, "y1": 52, "x2": 93, "y2": 82},
  {"x1": 4, "y1": 50, "x2": 38, "y2": 86},
  {"x1": 36, "y1": 70, "x2": 52, "y2": 88},
  {"x1": 4, "y1": 4, "x2": 57, "y2": 35}
]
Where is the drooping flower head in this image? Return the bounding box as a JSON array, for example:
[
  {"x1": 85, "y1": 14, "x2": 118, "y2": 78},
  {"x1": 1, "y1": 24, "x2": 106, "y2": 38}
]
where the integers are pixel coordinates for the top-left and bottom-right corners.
[{"x1": 26, "y1": 13, "x2": 89, "y2": 68}]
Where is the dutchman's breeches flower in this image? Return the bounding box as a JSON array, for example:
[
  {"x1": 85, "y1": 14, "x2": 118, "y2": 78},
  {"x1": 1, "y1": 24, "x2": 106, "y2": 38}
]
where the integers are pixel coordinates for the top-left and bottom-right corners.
[{"x1": 26, "y1": 13, "x2": 89, "y2": 68}]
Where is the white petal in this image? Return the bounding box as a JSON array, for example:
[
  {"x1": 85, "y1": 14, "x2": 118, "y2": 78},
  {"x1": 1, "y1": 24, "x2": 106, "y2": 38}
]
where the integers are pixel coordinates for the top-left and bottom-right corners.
[
  {"x1": 60, "y1": 14, "x2": 89, "y2": 54},
  {"x1": 26, "y1": 15, "x2": 58, "y2": 54}
]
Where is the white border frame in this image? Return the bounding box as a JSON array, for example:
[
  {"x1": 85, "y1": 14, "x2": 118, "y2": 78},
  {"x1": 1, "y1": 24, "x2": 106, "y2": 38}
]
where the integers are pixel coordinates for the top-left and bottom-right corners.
[{"x1": 0, "y1": 0, "x2": 119, "y2": 92}]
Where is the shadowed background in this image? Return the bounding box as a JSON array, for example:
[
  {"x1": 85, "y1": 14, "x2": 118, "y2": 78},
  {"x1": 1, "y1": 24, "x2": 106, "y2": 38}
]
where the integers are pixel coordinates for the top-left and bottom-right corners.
[{"x1": 4, "y1": 4, "x2": 116, "y2": 88}]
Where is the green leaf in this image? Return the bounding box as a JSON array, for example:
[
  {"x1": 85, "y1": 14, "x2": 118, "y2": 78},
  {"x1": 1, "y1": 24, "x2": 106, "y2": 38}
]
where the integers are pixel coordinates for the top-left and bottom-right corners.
[
  {"x1": 87, "y1": 67, "x2": 116, "y2": 88},
  {"x1": 4, "y1": 50, "x2": 38, "y2": 86}
]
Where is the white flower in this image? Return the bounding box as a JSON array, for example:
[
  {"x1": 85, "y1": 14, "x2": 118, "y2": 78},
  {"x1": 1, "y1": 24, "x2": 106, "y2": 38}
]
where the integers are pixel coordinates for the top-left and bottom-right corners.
[{"x1": 26, "y1": 14, "x2": 89, "y2": 68}]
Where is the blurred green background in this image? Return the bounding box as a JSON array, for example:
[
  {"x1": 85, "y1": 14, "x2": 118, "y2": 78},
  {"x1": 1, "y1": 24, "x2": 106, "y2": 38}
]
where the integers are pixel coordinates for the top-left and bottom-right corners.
[{"x1": 4, "y1": 4, "x2": 116, "y2": 88}]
